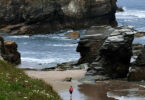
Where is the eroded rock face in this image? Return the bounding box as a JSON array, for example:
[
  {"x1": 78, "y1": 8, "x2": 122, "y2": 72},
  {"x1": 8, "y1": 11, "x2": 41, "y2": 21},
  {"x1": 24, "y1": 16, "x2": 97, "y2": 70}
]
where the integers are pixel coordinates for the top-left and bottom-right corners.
[
  {"x1": 99, "y1": 27, "x2": 134, "y2": 78},
  {"x1": 77, "y1": 26, "x2": 135, "y2": 78},
  {"x1": 0, "y1": 37, "x2": 21, "y2": 64},
  {"x1": 77, "y1": 34, "x2": 107, "y2": 64},
  {"x1": 77, "y1": 25, "x2": 115, "y2": 64},
  {"x1": 0, "y1": 0, "x2": 117, "y2": 34}
]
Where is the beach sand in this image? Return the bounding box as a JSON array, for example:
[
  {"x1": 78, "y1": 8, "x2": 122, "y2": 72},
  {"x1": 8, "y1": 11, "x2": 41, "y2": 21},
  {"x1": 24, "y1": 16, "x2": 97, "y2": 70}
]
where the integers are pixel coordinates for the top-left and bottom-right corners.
[{"x1": 25, "y1": 70, "x2": 86, "y2": 92}]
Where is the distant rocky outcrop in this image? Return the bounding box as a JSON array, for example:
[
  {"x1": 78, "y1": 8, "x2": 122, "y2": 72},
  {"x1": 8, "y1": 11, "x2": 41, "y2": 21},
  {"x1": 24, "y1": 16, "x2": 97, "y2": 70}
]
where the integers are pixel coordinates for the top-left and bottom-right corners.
[
  {"x1": 0, "y1": 0, "x2": 117, "y2": 34},
  {"x1": 67, "y1": 32, "x2": 80, "y2": 39},
  {"x1": 77, "y1": 26, "x2": 136, "y2": 78},
  {"x1": 0, "y1": 36, "x2": 21, "y2": 64}
]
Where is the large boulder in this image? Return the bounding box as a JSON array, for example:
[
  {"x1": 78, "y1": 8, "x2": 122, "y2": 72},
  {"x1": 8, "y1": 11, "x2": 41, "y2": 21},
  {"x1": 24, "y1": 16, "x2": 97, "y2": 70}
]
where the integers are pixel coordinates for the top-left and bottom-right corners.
[
  {"x1": 0, "y1": 0, "x2": 117, "y2": 34},
  {"x1": 77, "y1": 26, "x2": 135, "y2": 78},
  {"x1": 0, "y1": 37, "x2": 21, "y2": 64},
  {"x1": 99, "y1": 27, "x2": 134, "y2": 78}
]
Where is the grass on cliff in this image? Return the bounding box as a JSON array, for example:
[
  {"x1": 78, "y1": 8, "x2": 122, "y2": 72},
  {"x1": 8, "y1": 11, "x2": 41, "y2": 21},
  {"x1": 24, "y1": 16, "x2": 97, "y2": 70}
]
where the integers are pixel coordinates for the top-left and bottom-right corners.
[{"x1": 0, "y1": 60, "x2": 62, "y2": 100}]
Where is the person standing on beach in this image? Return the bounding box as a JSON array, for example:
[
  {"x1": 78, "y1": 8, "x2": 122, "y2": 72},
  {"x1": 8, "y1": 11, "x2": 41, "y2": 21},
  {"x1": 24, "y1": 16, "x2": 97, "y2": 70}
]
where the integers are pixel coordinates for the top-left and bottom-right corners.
[{"x1": 69, "y1": 86, "x2": 74, "y2": 99}]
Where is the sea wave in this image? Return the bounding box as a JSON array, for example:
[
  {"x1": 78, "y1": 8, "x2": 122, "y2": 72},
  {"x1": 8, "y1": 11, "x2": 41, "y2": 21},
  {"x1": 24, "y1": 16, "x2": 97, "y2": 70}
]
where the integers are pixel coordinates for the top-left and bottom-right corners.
[
  {"x1": 21, "y1": 57, "x2": 56, "y2": 63},
  {"x1": 46, "y1": 44, "x2": 78, "y2": 47},
  {"x1": 21, "y1": 56, "x2": 79, "y2": 64},
  {"x1": 107, "y1": 91, "x2": 145, "y2": 100},
  {"x1": 7, "y1": 35, "x2": 30, "y2": 39},
  {"x1": 116, "y1": 7, "x2": 145, "y2": 19}
]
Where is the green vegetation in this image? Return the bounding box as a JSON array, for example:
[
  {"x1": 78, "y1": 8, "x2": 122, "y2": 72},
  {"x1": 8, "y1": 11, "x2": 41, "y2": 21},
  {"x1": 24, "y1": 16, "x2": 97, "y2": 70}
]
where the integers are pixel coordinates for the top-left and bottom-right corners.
[{"x1": 0, "y1": 60, "x2": 62, "y2": 100}]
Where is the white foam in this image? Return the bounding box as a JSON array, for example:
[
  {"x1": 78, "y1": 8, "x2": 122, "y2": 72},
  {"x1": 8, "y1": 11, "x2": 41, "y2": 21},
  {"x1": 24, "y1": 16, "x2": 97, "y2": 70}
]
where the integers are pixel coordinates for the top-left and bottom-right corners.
[
  {"x1": 107, "y1": 92, "x2": 145, "y2": 100},
  {"x1": 139, "y1": 85, "x2": 145, "y2": 88},
  {"x1": 130, "y1": 56, "x2": 137, "y2": 63},
  {"x1": 21, "y1": 57, "x2": 55, "y2": 63},
  {"x1": 21, "y1": 56, "x2": 79, "y2": 64},
  {"x1": 46, "y1": 44, "x2": 77, "y2": 47},
  {"x1": 116, "y1": 7, "x2": 145, "y2": 19},
  {"x1": 7, "y1": 35, "x2": 30, "y2": 38},
  {"x1": 20, "y1": 51, "x2": 47, "y2": 55}
]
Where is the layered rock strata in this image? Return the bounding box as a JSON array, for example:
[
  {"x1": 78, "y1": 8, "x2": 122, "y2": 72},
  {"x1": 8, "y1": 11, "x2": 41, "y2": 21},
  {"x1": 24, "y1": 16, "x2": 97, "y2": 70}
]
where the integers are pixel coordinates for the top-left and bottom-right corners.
[
  {"x1": 0, "y1": 0, "x2": 117, "y2": 34},
  {"x1": 77, "y1": 26, "x2": 135, "y2": 78}
]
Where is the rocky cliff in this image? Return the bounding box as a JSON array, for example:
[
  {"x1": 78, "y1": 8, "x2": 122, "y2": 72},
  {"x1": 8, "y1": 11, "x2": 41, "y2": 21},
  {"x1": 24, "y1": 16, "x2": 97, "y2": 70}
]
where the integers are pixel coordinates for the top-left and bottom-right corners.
[
  {"x1": 0, "y1": 0, "x2": 117, "y2": 34},
  {"x1": 0, "y1": 36, "x2": 21, "y2": 64}
]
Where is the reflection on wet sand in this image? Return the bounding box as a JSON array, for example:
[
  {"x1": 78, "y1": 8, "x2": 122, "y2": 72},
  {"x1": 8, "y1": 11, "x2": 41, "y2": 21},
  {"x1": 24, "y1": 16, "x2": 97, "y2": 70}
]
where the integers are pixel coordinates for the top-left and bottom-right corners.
[
  {"x1": 78, "y1": 80, "x2": 145, "y2": 100},
  {"x1": 60, "y1": 80, "x2": 145, "y2": 100},
  {"x1": 79, "y1": 83, "x2": 115, "y2": 100},
  {"x1": 60, "y1": 87, "x2": 88, "y2": 100}
]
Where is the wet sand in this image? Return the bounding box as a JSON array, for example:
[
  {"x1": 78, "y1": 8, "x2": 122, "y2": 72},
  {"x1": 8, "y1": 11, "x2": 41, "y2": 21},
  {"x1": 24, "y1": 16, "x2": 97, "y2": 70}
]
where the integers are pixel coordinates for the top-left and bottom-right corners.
[{"x1": 79, "y1": 80, "x2": 145, "y2": 100}]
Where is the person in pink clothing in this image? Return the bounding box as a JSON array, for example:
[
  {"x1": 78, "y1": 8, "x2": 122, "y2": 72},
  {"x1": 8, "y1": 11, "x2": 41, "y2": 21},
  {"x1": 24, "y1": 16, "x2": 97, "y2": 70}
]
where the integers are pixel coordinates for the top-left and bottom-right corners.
[{"x1": 69, "y1": 86, "x2": 74, "y2": 98}]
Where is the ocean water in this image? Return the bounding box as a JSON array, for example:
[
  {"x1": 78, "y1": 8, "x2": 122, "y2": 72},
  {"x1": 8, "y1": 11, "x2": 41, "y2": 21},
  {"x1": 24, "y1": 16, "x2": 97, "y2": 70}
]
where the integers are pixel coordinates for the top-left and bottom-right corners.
[
  {"x1": 1, "y1": 30, "x2": 85, "y2": 69},
  {"x1": 116, "y1": 0, "x2": 145, "y2": 31},
  {"x1": 117, "y1": 0, "x2": 145, "y2": 45}
]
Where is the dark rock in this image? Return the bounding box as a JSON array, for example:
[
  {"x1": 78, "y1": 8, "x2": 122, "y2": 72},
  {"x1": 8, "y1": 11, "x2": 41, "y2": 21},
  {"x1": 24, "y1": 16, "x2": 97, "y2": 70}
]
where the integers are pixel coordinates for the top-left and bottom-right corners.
[
  {"x1": 63, "y1": 77, "x2": 72, "y2": 82},
  {"x1": 77, "y1": 34, "x2": 107, "y2": 64},
  {"x1": 86, "y1": 67, "x2": 105, "y2": 76},
  {"x1": 0, "y1": 36, "x2": 5, "y2": 54},
  {"x1": 128, "y1": 46, "x2": 145, "y2": 81},
  {"x1": 0, "y1": 0, "x2": 117, "y2": 34},
  {"x1": 128, "y1": 67, "x2": 145, "y2": 81},
  {"x1": 99, "y1": 28, "x2": 134, "y2": 78},
  {"x1": 117, "y1": 7, "x2": 124, "y2": 12},
  {"x1": 77, "y1": 26, "x2": 135, "y2": 78},
  {"x1": 135, "y1": 46, "x2": 145, "y2": 66},
  {"x1": 41, "y1": 67, "x2": 56, "y2": 71},
  {"x1": 56, "y1": 61, "x2": 78, "y2": 70},
  {"x1": 77, "y1": 25, "x2": 115, "y2": 64}
]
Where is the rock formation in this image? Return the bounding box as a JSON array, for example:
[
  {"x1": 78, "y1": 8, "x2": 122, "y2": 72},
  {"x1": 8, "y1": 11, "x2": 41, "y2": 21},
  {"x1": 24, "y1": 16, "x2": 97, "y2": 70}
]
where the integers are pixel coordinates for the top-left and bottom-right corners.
[
  {"x1": 0, "y1": 36, "x2": 21, "y2": 64},
  {"x1": 0, "y1": 0, "x2": 117, "y2": 34},
  {"x1": 77, "y1": 26, "x2": 135, "y2": 78},
  {"x1": 67, "y1": 32, "x2": 80, "y2": 39},
  {"x1": 77, "y1": 26, "x2": 114, "y2": 64}
]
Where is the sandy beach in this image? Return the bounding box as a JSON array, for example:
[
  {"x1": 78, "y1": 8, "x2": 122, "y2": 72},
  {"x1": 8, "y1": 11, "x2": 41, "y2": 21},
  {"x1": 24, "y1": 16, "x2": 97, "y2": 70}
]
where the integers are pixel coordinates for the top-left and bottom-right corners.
[{"x1": 25, "y1": 70, "x2": 86, "y2": 92}]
